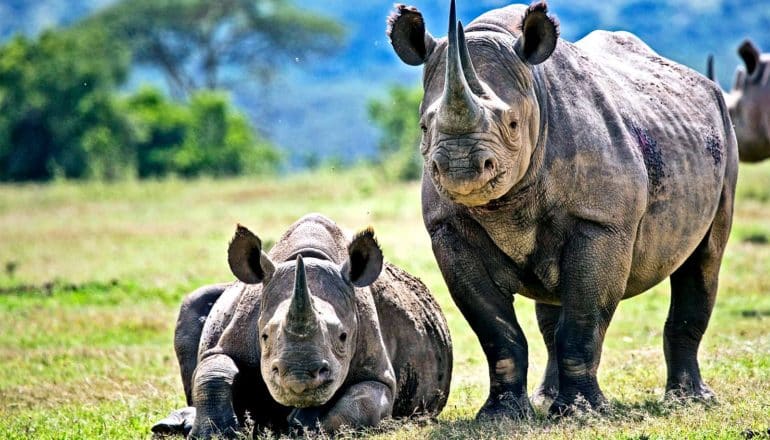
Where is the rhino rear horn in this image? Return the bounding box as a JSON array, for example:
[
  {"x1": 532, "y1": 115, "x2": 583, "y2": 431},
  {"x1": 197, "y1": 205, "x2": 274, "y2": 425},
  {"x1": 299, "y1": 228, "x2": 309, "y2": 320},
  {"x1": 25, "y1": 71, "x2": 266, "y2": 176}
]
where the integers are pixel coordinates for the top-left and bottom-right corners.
[
  {"x1": 439, "y1": 0, "x2": 482, "y2": 131},
  {"x1": 342, "y1": 228, "x2": 383, "y2": 288},
  {"x1": 228, "y1": 224, "x2": 275, "y2": 284},
  {"x1": 458, "y1": 22, "x2": 485, "y2": 96},
  {"x1": 285, "y1": 255, "x2": 319, "y2": 335}
]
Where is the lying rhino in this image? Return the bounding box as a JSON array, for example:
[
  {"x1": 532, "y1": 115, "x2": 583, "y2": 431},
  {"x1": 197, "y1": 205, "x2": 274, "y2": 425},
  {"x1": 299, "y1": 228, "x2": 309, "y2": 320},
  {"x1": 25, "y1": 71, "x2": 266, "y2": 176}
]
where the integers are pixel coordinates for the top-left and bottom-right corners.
[
  {"x1": 388, "y1": 0, "x2": 736, "y2": 418},
  {"x1": 153, "y1": 214, "x2": 452, "y2": 438},
  {"x1": 707, "y1": 40, "x2": 770, "y2": 162}
]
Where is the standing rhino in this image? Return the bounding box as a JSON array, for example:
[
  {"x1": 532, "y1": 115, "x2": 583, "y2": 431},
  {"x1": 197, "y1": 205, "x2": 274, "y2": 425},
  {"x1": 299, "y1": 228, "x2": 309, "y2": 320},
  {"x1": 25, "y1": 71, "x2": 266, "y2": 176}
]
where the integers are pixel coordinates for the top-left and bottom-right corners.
[
  {"x1": 707, "y1": 40, "x2": 770, "y2": 162},
  {"x1": 388, "y1": 0, "x2": 736, "y2": 418},
  {"x1": 152, "y1": 214, "x2": 452, "y2": 438}
]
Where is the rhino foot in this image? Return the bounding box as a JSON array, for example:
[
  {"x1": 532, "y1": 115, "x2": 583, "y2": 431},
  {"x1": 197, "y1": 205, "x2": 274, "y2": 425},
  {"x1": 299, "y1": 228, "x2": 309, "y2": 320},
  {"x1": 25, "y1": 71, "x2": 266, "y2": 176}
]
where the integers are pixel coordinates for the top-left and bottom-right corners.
[
  {"x1": 287, "y1": 407, "x2": 324, "y2": 433},
  {"x1": 476, "y1": 392, "x2": 534, "y2": 421},
  {"x1": 665, "y1": 381, "x2": 717, "y2": 403},
  {"x1": 151, "y1": 407, "x2": 196, "y2": 437},
  {"x1": 531, "y1": 384, "x2": 559, "y2": 409},
  {"x1": 548, "y1": 392, "x2": 609, "y2": 418}
]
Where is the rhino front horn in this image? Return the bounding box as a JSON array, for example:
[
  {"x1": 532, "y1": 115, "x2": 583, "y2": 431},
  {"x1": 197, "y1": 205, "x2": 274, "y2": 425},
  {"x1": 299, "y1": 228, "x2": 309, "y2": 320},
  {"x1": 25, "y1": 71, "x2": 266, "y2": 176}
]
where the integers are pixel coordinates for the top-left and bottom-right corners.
[
  {"x1": 285, "y1": 255, "x2": 319, "y2": 336},
  {"x1": 440, "y1": 0, "x2": 482, "y2": 132}
]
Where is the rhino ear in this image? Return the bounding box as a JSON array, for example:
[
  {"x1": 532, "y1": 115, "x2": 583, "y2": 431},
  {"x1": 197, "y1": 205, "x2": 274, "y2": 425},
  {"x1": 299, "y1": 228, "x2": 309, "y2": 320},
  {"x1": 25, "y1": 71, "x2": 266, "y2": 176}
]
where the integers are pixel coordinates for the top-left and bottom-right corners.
[
  {"x1": 342, "y1": 227, "x2": 383, "y2": 288},
  {"x1": 388, "y1": 4, "x2": 437, "y2": 66},
  {"x1": 228, "y1": 224, "x2": 275, "y2": 284},
  {"x1": 738, "y1": 39, "x2": 760, "y2": 77},
  {"x1": 514, "y1": 1, "x2": 559, "y2": 65}
]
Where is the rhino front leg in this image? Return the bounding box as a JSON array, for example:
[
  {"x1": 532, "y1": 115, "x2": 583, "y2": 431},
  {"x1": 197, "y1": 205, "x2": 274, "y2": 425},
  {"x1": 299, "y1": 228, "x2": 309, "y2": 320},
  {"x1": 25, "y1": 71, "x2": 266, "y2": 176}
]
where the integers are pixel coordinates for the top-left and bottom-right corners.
[
  {"x1": 189, "y1": 354, "x2": 240, "y2": 439},
  {"x1": 532, "y1": 302, "x2": 561, "y2": 407},
  {"x1": 430, "y1": 221, "x2": 533, "y2": 420},
  {"x1": 289, "y1": 380, "x2": 393, "y2": 432},
  {"x1": 549, "y1": 225, "x2": 632, "y2": 415}
]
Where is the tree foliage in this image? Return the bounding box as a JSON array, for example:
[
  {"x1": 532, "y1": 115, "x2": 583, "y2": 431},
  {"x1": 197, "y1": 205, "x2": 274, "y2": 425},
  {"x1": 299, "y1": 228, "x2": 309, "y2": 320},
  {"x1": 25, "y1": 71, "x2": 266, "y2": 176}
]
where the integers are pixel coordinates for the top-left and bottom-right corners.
[
  {"x1": 83, "y1": 0, "x2": 345, "y2": 97},
  {"x1": 0, "y1": 28, "x2": 134, "y2": 180},
  {"x1": 367, "y1": 85, "x2": 424, "y2": 181},
  {"x1": 0, "y1": 29, "x2": 281, "y2": 182},
  {"x1": 124, "y1": 87, "x2": 281, "y2": 178}
]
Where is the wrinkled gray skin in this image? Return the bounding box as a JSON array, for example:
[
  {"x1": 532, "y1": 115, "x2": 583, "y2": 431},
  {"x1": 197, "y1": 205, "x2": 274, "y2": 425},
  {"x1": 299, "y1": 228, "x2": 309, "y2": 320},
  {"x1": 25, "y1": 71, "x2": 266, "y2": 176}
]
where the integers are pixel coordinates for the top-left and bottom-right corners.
[
  {"x1": 388, "y1": 0, "x2": 736, "y2": 419},
  {"x1": 152, "y1": 214, "x2": 452, "y2": 438},
  {"x1": 707, "y1": 40, "x2": 770, "y2": 162}
]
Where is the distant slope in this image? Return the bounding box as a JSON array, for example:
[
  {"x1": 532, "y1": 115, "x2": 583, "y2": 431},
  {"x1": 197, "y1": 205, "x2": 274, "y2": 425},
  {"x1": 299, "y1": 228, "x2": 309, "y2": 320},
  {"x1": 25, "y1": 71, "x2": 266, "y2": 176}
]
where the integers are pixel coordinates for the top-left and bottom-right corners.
[{"x1": 3, "y1": 0, "x2": 770, "y2": 166}]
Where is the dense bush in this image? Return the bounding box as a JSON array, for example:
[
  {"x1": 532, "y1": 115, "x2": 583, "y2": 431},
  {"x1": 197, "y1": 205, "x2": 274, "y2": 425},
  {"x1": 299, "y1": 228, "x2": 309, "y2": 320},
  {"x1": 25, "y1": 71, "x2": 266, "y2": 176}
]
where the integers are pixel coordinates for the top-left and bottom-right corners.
[
  {"x1": 0, "y1": 29, "x2": 134, "y2": 180},
  {"x1": 124, "y1": 87, "x2": 281, "y2": 178},
  {"x1": 0, "y1": 31, "x2": 281, "y2": 181},
  {"x1": 367, "y1": 85, "x2": 424, "y2": 181}
]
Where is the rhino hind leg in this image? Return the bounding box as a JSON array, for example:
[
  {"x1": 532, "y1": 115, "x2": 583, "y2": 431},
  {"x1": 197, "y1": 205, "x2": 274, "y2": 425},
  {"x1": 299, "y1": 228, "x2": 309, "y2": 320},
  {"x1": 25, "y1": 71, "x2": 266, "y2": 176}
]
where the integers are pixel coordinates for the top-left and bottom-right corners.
[
  {"x1": 664, "y1": 182, "x2": 733, "y2": 401},
  {"x1": 174, "y1": 284, "x2": 229, "y2": 404},
  {"x1": 532, "y1": 303, "x2": 561, "y2": 408}
]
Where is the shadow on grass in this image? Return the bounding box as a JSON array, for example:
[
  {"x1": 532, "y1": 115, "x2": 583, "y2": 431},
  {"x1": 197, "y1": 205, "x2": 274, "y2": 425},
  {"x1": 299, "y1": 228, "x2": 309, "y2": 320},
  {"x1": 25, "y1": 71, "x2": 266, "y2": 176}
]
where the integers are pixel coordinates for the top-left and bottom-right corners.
[{"x1": 414, "y1": 397, "x2": 717, "y2": 440}]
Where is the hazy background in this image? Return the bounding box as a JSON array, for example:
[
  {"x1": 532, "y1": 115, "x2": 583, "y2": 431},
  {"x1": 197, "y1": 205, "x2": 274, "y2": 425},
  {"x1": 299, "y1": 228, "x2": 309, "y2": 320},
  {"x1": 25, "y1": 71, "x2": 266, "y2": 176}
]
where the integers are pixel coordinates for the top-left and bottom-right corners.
[{"x1": 1, "y1": 0, "x2": 769, "y2": 175}]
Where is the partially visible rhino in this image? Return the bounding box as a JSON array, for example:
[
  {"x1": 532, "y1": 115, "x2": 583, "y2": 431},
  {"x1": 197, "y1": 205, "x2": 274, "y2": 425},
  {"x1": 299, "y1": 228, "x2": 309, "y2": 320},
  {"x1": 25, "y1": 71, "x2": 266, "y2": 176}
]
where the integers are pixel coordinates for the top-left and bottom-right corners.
[
  {"x1": 152, "y1": 214, "x2": 452, "y2": 438},
  {"x1": 708, "y1": 40, "x2": 770, "y2": 162}
]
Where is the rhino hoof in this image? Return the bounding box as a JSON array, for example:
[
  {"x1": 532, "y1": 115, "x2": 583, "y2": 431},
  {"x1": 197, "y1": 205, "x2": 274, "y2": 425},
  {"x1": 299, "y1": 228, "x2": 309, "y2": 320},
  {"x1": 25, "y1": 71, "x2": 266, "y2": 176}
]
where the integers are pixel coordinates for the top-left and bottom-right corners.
[
  {"x1": 664, "y1": 382, "x2": 717, "y2": 403},
  {"x1": 287, "y1": 407, "x2": 324, "y2": 433},
  {"x1": 548, "y1": 393, "x2": 608, "y2": 418},
  {"x1": 151, "y1": 407, "x2": 195, "y2": 437},
  {"x1": 531, "y1": 385, "x2": 559, "y2": 409},
  {"x1": 476, "y1": 392, "x2": 534, "y2": 421}
]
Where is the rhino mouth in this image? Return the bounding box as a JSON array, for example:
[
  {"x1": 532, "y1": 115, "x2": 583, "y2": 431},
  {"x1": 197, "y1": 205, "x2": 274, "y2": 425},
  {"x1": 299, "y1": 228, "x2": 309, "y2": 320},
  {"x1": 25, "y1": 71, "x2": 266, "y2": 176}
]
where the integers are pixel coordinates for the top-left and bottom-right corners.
[
  {"x1": 435, "y1": 169, "x2": 509, "y2": 207},
  {"x1": 272, "y1": 381, "x2": 336, "y2": 408}
]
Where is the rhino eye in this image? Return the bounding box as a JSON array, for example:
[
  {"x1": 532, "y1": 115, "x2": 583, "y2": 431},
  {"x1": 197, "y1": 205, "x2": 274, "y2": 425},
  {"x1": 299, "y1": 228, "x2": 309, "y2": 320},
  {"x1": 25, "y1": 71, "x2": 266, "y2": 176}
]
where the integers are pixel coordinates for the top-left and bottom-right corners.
[
  {"x1": 261, "y1": 333, "x2": 268, "y2": 342},
  {"x1": 420, "y1": 124, "x2": 428, "y2": 133},
  {"x1": 509, "y1": 120, "x2": 518, "y2": 130},
  {"x1": 339, "y1": 332, "x2": 347, "y2": 343}
]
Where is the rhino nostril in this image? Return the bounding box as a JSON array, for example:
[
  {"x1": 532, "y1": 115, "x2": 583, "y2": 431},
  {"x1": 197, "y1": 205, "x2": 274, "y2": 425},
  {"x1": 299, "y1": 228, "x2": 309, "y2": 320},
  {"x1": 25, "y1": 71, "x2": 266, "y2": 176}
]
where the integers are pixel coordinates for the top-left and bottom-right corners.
[
  {"x1": 483, "y1": 158, "x2": 495, "y2": 172},
  {"x1": 431, "y1": 160, "x2": 440, "y2": 176}
]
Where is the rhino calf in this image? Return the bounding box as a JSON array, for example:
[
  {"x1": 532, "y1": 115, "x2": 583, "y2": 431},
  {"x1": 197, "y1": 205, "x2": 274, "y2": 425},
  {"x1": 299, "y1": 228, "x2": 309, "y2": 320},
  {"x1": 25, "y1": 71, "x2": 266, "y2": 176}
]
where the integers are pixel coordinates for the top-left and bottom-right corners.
[
  {"x1": 708, "y1": 40, "x2": 770, "y2": 162},
  {"x1": 152, "y1": 214, "x2": 452, "y2": 438}
]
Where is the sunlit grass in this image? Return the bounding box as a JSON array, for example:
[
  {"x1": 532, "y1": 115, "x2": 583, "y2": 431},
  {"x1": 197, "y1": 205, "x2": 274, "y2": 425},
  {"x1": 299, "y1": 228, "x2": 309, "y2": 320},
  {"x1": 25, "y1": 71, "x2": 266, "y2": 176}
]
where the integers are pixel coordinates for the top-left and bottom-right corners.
[{"x1": 1, "y1": 163, "x2": 769, "y2": 438}]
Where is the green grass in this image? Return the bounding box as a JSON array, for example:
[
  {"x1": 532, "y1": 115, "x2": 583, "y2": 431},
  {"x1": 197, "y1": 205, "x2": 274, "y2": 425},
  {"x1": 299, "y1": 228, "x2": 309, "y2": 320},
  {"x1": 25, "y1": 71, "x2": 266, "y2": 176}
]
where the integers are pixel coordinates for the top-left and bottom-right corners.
[{"x1": 1, "y1": 163, "x2": 769, "y2": 439}]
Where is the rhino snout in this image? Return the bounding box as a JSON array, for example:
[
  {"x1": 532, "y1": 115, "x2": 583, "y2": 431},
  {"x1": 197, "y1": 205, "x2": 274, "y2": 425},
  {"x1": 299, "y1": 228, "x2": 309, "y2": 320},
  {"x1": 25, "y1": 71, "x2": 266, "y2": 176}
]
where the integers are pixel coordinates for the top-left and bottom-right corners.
[
  {"x1": 430, "y1": 148, "x2": 497, "y2": 196},
  {"x1": 271, "y1": 359, "x2": 333, "y2": 394}
]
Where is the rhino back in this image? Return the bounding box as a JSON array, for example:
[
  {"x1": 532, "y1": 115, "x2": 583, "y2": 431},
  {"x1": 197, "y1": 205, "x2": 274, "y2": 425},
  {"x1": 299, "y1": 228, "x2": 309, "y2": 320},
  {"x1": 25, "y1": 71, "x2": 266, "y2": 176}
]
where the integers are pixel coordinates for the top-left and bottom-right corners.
[
  {"x1": 537, "y1": 31, "x2": 735, "y2": 296},
  {"x1": 369, "y1": 263, "x2": 453, "y2": 417}
]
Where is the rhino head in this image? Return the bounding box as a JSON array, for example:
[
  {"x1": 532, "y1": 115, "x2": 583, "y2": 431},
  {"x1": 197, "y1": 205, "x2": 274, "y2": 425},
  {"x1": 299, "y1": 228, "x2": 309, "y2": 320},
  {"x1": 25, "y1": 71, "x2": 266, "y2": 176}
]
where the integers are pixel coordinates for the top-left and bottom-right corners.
[
  {"x1": 709, "y1": 40, "x2": 770, "y2": 162},
  {"x1": 227, "y1": 225, "x2": 383, "y2": 408},
  {"x1": 388, "y1": 0, "x2": 558, "y2": 206}
]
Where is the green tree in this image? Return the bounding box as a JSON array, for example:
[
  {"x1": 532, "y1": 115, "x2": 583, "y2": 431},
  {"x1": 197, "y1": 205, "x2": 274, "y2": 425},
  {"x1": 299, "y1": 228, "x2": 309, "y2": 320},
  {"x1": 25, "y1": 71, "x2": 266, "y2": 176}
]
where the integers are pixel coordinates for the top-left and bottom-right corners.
[
  {"x1": 123, "y1": 86, "x2": 281, "y2": 178},
  {"x1": 0, "y1": 28, "x2": 134, "y2": 181},
  {"x1": 367, "y1": 85, "x2": 424, "y2": 181},
  {"x1": 83, "y1": 0, "x2": 345, "y2": 98}
]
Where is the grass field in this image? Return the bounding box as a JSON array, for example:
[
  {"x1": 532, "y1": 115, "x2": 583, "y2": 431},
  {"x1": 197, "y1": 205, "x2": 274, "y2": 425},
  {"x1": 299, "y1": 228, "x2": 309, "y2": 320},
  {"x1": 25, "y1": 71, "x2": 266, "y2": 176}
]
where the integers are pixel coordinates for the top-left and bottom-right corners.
[{"x1": 0, "y1": 163, "x2": 769, "y2": 439}]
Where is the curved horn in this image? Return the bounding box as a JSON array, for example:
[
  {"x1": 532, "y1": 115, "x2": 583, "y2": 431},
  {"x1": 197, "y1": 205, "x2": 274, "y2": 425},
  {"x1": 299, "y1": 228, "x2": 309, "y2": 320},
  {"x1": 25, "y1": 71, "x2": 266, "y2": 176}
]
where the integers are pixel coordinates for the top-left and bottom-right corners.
[
  {"x1": 285, "y1": 255, "x2": 318, "y2": 336},
  {"x1": 458, "y1": 22, "x2": 484, "y2": 95},
  {"x1": 440, "y1": 0, "x2": 481, "y2": 130}
]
